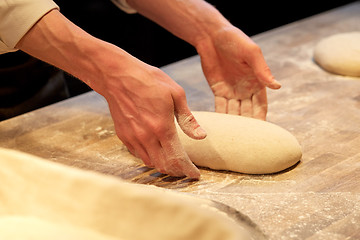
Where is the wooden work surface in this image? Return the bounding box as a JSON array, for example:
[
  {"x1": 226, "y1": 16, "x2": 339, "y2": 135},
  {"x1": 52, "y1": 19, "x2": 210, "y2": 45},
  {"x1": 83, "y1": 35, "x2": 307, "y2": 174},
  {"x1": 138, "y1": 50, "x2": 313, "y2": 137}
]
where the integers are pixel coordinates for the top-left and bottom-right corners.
[{"x1": 1, "y1": 2, "x2": 360, "y2": 239}]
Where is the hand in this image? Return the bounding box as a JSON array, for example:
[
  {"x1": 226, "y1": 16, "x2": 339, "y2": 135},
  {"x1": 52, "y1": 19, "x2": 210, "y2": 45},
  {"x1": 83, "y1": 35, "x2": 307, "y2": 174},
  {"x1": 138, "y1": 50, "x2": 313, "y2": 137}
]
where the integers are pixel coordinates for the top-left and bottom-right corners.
[
  {"x1": 101, "y1": 54, "x2": 206, "y2": 178},
  {"x1": 197, "y1": 26, "x2": 281, "y2": 120},
  {"x1": 16, "y1": 10, "x2": 206, "y2": 179}
]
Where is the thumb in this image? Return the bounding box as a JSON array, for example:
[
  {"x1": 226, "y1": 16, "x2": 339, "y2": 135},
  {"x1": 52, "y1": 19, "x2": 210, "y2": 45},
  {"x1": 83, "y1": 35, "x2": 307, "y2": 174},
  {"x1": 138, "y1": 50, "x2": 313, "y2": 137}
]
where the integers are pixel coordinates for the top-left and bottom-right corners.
[
  {"x1": 176, "y1": 111, "x2": 207, "y2": 140},
  {"x1": 248, "y1": 48, "x2": 282, "y2": 89},
  {"x1": 257, "y1": 68, "x2": 282, "y2": 90},
  {"x1": 172, "y1": 90, "x2": 207, "y2": 140}
]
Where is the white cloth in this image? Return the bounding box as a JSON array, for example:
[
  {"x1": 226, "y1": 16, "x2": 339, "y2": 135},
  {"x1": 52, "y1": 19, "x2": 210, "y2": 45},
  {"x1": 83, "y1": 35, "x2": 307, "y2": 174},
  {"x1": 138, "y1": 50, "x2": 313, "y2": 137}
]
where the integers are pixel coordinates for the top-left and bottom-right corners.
[
  {"x1": 0, "y1": 0, "x2": 59, "y2": 53},
  {"x1": 110, "y1": 0, "x2": 137, "y2": 14},
  {"x1": 0, "y1": 0, "x2": 136, "y2": 54}
]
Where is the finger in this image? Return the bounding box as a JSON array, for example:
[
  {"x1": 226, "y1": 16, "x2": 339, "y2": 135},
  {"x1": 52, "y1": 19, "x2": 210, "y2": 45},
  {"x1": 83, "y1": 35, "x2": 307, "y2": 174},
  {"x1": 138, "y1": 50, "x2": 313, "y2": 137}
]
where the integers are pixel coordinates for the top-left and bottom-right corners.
[
  {"x1": 141, "y1": 110, "x2": 200, "y2": 178},
  {"x1": 176, "y1": 113, "x2": 207, "y2": 140},
  {"x1": 123, "y1": 140, "x2": 136, "y2": 155},
  {"x1": 215, "y1": 96, "x2": 227, "y2": 113},
  {"x1": 247, "y1": 45, "x2": 281, "y2": 89},
  {"x1": 124, "y1": 138, "x2": 154, "y2": 168},
  {"x1": 256, "y1": 66, "x2": 281, "y2": 90},
  {"x1": 240, "y1": 98, "x2": 253, "y2": 118},
  {"x1": 252, "y1": 88, "x2": 268, "y2": 120},
  {"x1": 137, "y1": 132, "x2": 168, "y2": 174},
  {"x1": 160, "y1": 133, "x2": 200, "y2": 179},
  {"x1": 153, "y1": 118, "x2": 200, "y2": 178},
  {"x1": 114, "y1": 121, "x2": 155, "y2": 168},
  {"x1": 172, "y1": 87, "x2": 207, "y2": 140},
  {"x1": 169, "y1": 87, "x2": 201, "y2": 178},
  {"x1": 108, "y1": 100, "x2": 155, "y2": 167},
  {"x1": 227, "y1": 99, "x2": 240, "y2": 115}
]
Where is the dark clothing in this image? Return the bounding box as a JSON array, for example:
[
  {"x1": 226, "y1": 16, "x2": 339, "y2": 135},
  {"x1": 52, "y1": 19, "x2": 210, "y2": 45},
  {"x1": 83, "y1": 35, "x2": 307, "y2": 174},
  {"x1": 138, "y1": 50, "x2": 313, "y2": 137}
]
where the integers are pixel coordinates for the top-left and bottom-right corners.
[{"x1": 0, "y1": 52, "x2": 70, "y2": 121}]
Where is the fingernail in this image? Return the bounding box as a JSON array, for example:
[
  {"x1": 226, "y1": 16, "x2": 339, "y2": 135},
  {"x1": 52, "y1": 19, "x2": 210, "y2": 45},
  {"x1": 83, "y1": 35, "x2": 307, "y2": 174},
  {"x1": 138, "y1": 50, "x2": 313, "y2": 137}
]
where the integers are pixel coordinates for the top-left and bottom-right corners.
[
  {"x1": 194, "y1": 126, "x2": 207, "y2": 139},
  {"x1": 187, "y1": 168, "x2": 201, "y2": 180},
  {"x1": 271, "y1": 79, "x2": 282, "y2": 89}
]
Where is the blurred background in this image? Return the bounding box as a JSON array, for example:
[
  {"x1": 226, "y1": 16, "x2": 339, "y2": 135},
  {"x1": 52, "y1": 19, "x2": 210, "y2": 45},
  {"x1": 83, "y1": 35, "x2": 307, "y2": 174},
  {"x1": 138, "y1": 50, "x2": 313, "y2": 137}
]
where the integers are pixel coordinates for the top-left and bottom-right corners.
[
  {"x1": 0, "y1": 0, "x2": 356, "y2": 120},
  {"x1": 56, "y1": 0, "x2": 356, "y2": 67}
]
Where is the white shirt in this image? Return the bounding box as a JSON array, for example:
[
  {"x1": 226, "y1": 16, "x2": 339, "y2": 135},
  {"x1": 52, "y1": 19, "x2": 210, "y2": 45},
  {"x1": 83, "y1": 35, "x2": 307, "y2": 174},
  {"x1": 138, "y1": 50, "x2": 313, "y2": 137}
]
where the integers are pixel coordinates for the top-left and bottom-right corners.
[
  {"x1": 111, "y1": 0, "x2": 136, "y2": 14},
  {"x1": 0, "y1": 0, "x2": 136, "y2": 54}
]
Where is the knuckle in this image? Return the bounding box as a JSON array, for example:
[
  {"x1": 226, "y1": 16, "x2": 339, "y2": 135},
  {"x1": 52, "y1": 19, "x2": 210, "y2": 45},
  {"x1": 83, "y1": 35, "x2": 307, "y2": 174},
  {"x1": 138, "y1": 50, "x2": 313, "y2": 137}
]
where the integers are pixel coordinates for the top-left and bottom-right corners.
[
  {"x1": 172, "y1": 84, "x2": 186, "y2": 99},
  {"x1": 130, "y1": 125, "x2": 150, "y2": 142},
  {"x1": 152, "y1": 122, "x2": 171, "y2": 138},
  {"x1": 249, "y1": 42, "x2": 262, "y2": 53}
]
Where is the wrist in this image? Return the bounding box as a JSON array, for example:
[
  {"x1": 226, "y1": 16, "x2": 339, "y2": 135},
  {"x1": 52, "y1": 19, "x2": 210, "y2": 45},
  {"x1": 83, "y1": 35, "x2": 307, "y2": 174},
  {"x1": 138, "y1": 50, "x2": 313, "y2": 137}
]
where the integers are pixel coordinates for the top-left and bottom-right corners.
[
  {"x1": 194, "y1": 24, "x2": 239, "y2": 57},
  {"x1": 185, "y1": 6, "x2": 232, "y2": 48}
]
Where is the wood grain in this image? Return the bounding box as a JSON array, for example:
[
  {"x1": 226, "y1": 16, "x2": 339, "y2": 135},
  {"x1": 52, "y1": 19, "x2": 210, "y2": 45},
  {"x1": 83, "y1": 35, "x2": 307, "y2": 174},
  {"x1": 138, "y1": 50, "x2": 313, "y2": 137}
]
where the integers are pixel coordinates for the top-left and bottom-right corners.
[{"x1": 1, "y1": 2, "x2": 360, "y2": 239}]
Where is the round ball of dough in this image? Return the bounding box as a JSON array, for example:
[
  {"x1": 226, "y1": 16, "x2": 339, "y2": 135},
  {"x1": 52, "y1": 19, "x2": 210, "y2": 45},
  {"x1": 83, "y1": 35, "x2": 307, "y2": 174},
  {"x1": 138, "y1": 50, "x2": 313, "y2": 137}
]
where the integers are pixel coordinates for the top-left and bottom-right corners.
[{"x1": 314, "y1": 32, "x2": 360, "y2": 77}]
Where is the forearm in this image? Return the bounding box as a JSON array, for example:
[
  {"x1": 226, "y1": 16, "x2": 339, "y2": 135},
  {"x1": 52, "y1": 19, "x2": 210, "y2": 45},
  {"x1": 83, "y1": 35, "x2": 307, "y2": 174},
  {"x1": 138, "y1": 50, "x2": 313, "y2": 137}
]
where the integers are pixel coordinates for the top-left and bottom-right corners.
[
  {"x1": 126, "y1": 0, "x2": 231, "y2": 48},
  {"x1": 16, "y1": 9, "x2": 129, "y2": 95},
  {"x1": 15, "y1": 8, "x2": 206, "y2": 179}
]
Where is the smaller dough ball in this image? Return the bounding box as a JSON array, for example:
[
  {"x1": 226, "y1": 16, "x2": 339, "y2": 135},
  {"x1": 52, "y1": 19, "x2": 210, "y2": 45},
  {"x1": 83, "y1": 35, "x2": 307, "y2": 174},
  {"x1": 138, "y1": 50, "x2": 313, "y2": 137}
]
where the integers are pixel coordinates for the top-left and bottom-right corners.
[{"x1": 314, "y1": 32, "x2": 360, "y2": 77}]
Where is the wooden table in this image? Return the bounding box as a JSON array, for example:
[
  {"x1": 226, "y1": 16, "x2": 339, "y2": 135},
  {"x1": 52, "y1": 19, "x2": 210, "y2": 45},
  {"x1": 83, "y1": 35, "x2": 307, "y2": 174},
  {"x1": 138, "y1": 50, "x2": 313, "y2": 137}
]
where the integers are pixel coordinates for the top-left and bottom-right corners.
[{"x1": 1, "y1": 2, "x2": 360, "y2": 239}]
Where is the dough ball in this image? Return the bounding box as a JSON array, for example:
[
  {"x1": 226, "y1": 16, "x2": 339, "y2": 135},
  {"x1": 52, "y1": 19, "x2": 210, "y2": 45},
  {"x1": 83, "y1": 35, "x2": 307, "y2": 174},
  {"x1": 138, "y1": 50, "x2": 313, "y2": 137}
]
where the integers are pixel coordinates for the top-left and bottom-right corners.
[
  {"x1": 177, "y1": 111, "x2": 302, "y2": 174},
  {"x1": 314, "y1": 32, "x2": 360, "y2": 77}
]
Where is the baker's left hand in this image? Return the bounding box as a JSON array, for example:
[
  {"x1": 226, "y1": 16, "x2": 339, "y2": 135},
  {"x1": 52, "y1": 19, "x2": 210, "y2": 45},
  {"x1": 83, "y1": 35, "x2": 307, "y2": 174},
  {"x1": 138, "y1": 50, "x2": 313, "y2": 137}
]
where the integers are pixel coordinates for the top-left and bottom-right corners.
[{"x1": 197, "y1": 26, "x2": 281, "y2": 120}]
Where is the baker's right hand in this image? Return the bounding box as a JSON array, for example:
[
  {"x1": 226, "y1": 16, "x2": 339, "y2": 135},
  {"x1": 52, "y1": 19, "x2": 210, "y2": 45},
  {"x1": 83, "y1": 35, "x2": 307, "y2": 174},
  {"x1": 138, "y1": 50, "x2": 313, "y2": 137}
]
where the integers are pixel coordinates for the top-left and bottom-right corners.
[
  {"x1": 14, "y1": 9, "x2": 206, "y2": 178},
  {"x1": 100, "y1": 53, "x2": 206, "y2": 179}
]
